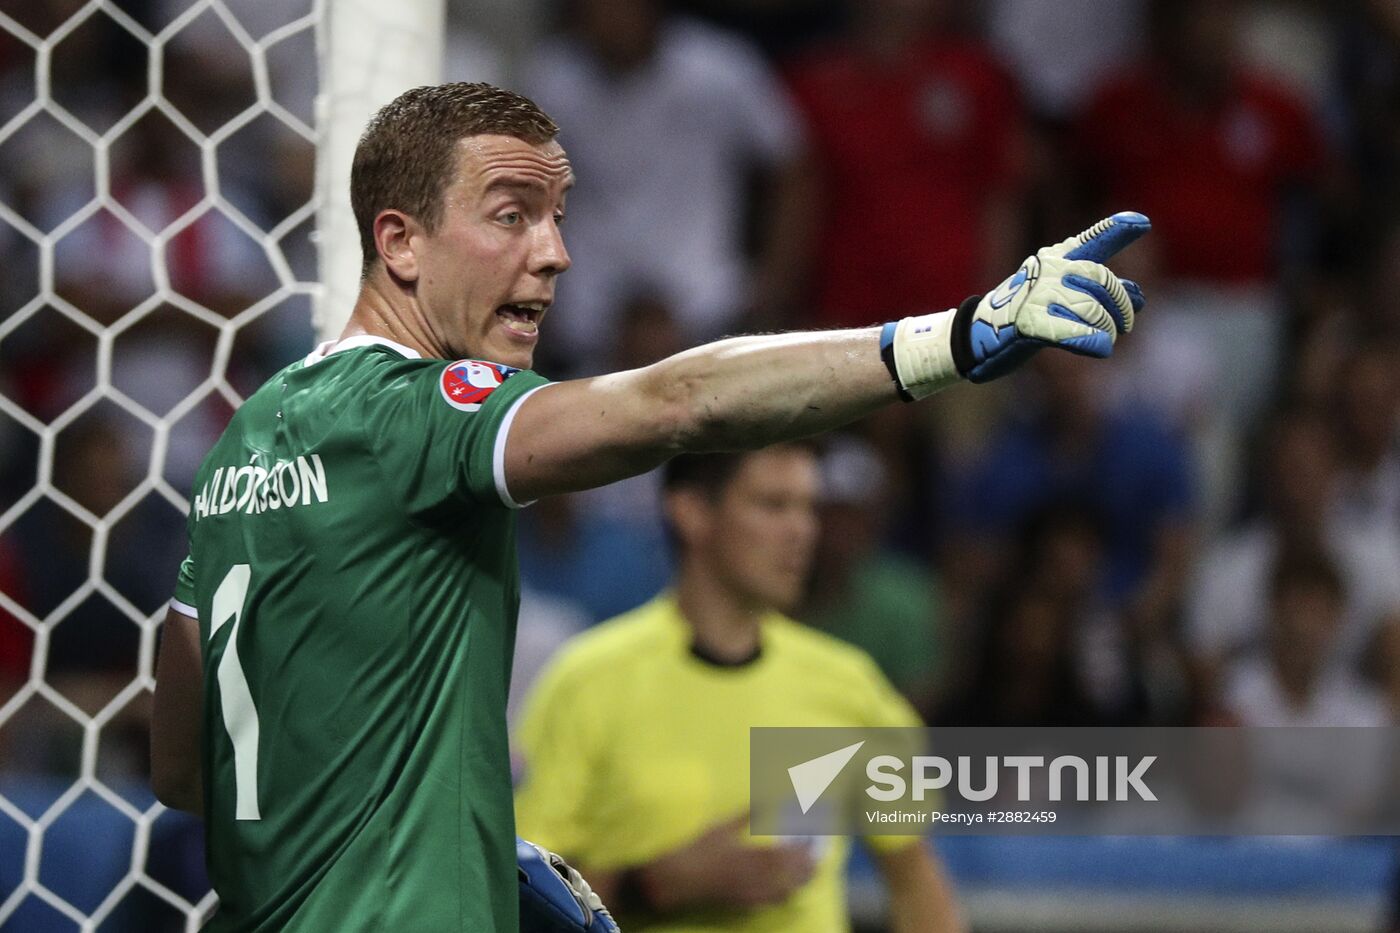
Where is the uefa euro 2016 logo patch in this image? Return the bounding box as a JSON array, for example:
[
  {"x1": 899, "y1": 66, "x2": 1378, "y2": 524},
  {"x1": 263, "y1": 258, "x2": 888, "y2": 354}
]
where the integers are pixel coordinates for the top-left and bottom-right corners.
[{"x1": 439, "y1": 360, "x2": 518, "y2": 412}]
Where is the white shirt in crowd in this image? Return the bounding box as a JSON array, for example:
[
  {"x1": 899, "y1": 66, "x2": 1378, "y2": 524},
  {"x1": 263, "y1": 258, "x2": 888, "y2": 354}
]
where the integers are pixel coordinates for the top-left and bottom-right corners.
[
  {"x1": 1187, "y1": 517, "x2": 1400, "y2": 670},
  {"x1": 523, "y1": 17, "x2": 803, "y2": 363},
  {"x1": 1223, "y1": 657, "x2": 1390, "y2": 728}
]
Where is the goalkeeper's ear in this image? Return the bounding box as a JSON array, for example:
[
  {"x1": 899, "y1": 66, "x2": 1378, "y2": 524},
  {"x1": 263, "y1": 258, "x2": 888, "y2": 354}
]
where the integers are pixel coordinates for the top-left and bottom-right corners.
[{"x1": 372, "y1": 208, "x2": 422, "y2": 283}]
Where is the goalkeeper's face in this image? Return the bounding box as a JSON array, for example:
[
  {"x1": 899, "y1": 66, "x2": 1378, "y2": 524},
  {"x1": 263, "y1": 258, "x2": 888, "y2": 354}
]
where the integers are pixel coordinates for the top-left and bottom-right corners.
[
  {"x1": 416, "y1": 133, "x2": 573, "y2": 369},
  {"x1": 690, "y1": 448, "x2": 821, "y2": 612}
]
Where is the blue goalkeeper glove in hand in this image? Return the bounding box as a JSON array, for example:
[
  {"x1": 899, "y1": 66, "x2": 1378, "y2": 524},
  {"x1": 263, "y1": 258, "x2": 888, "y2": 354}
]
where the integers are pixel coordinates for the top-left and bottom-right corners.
[
  {"x1": 883, "y1": 211, "x2": 1150, "y2": 397},
  {"x1": 518, "y1": 838, "x2": 621, "y2": 933}
]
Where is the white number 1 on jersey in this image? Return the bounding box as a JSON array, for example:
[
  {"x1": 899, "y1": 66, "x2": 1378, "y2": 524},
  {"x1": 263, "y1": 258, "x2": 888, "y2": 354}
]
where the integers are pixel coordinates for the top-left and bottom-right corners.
[{"x1": 211, "y1": 564, "x2": 262, "y2": 820}]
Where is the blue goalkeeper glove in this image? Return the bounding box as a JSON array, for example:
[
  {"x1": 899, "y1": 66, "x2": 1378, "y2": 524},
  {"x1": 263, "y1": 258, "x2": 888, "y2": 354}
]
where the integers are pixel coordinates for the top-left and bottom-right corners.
[
  {"x1": 518, "y1": 838, "x2": 621, "y2": 933},
  {"x1": 882, "y1": 211, "x2": 1150, "y2": 397}
]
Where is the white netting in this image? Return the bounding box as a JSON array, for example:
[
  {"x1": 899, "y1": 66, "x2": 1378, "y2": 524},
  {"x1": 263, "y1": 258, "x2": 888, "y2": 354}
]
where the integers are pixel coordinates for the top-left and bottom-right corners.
[{"x1": 0, "y1": 1, "x2": 321, "y2": 928}]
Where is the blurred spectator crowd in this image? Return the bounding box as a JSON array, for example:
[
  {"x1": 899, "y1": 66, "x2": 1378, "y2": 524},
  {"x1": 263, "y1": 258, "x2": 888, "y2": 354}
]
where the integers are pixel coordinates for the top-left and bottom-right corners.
[
  {"x1": 506, "y1": 0, "x2": 1400, "y2": 744},
  {"x1": 3, "y1": 0, "x2": 1400, "y2": 805}
]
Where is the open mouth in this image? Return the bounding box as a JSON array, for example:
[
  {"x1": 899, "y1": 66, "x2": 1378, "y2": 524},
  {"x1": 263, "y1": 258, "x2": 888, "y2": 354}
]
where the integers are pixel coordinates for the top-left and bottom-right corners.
[{"x1": 496, "y1": 302, "x2": 546, "y2": 337}]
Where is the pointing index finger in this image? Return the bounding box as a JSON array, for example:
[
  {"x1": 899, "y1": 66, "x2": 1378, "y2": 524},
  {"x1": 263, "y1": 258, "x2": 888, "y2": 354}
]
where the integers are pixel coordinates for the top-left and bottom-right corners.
[{"x1": 1061, "y1": 211, "x2": 1152, "y2": 263}]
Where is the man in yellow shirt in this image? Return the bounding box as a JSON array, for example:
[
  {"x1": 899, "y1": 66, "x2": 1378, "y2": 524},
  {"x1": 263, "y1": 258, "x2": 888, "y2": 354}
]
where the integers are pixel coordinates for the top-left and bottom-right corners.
[{"x1": 515, "y1": 444, "x2": 965, "y2": 932}]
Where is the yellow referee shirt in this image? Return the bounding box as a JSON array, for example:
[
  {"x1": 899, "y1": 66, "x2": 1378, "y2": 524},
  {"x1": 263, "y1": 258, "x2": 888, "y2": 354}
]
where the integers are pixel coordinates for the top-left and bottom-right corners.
[{"x1": 514, "y1": 593, "x2": 922, "y2": 933}]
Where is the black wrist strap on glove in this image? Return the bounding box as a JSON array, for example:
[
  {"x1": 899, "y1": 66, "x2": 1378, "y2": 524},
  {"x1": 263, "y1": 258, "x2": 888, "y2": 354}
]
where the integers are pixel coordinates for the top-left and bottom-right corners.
[{"x1": 949, "y1": 293, "x2": 982, "y2": 378}]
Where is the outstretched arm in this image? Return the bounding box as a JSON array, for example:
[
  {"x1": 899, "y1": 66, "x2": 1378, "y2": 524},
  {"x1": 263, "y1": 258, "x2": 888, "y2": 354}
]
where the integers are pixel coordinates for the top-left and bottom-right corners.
[
  {"x1": 505, "y1": 328, "x2": 895, "y2": 500},
  {"x1": 503, "y1": 213, "x2": 1150, "y2": 503}
]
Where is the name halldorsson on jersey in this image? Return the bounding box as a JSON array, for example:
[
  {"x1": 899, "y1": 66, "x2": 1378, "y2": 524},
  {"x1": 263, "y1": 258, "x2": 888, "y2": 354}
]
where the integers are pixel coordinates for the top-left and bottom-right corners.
[{"x1": 192, "y1": 454, "x2": 329, "y2": 521}]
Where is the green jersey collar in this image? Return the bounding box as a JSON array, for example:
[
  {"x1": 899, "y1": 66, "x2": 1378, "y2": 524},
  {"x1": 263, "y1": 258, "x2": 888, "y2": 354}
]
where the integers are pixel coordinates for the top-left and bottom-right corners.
[{"x1": 304, "y1": 335, "x2": 423, "y2": 366}]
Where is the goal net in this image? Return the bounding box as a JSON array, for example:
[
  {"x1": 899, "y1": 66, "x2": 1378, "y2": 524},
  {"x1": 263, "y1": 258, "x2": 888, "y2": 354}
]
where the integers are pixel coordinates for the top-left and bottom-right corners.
[{"x1": 0, "y1": 1, "x2": 440, "y2": 928}]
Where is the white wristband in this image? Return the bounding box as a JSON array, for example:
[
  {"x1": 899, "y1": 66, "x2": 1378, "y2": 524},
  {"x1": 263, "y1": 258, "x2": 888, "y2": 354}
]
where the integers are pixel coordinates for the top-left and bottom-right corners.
[{"x1": 891, "y1": 309, "x2": 961, "y2": 400}]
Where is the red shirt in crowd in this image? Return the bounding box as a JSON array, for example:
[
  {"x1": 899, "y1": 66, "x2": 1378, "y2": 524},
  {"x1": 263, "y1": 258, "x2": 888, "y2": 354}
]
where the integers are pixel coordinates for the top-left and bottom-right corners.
[
  {"x1": 1077, "y1": 66, "x2": 1326, "y2": 285},
  {"x1": 786, "y1": 37, "x2": 1026, "y2": 328}
]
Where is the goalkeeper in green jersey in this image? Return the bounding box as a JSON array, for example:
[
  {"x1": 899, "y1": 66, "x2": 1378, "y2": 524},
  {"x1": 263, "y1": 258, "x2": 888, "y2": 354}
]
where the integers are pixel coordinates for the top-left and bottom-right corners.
[{"x1": 149, "y1": 82, "x2": 1147, "y2": 932}]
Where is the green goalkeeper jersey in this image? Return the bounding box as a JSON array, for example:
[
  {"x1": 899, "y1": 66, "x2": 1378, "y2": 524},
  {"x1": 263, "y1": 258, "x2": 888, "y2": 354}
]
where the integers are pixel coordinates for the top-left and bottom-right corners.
[{"x1": 170, "y1": 336, "x2": 550, "y2": 932}]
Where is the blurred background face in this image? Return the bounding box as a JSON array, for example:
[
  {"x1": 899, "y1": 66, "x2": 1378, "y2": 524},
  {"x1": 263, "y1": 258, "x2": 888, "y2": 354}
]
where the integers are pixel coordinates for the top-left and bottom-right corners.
[
  {"x1": 1269, "y1": 580, "x2": 1341, "y2": 693},
  {"x1": 858, "y1": 0, "x2": 953, "y2": 33},
  {"x1": 675, "y1": 448, "x2": 821, "y2": 612},
  {"x1": 1026, "y1": 513, "x2": 1103, "y2": 604},
  {"x1": 1154, "y1": 0, "x2": 1241, "y2": 90},
  {"x1": 1370, "y1": 227, "x2": 1400, "y2": 326},
  {"x1": 1003, "y1": 591, "x2": 1067, "y2": 674},
  {"x1": 1267, "y1": 416, "x2": 1336, "y2": 527},
  {"x1": 610, "y1": 295, "x2": 684, "y2": 371},
  {"x1": 574, "y1": 0, "x2": 661, "y2": 68},
  {"x1": 1339, "y1": 346, "x2": 1400, "y2": 460}
]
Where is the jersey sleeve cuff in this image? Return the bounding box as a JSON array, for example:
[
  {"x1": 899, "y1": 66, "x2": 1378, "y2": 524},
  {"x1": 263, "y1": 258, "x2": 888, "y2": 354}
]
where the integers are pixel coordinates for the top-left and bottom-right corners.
[
  {"x1": 168, "y1": 597, "x2": 198, "y2": 619},
  {"x1": 493, "y1": 384, "x2": 547, "y2": 509}
]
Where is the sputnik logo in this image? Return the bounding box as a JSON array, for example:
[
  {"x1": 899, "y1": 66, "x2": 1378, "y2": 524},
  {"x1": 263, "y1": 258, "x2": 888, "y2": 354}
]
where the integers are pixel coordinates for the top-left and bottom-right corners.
[{"x1": 788, "y1": 741, "x2": 865, "y2": 814}]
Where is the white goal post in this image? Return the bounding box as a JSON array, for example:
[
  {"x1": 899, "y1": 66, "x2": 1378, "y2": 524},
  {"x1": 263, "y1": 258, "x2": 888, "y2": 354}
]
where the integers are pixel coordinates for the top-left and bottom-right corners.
[
  {"x1": 0, "y1": 1, "x2": 442, "y2": 929},
  {"x1": 315, "y1": 0, "x2": 445, "y2": 340}
]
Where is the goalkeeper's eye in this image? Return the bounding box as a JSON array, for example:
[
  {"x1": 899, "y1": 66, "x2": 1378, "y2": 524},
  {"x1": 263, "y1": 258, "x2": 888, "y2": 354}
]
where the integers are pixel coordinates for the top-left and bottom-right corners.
[
  {"x1": 499, "y1": 211, "x2": 522, "y2": 226},
  {"x1": 553, "y1": 211, "x2": 565, "y2": 227}
]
